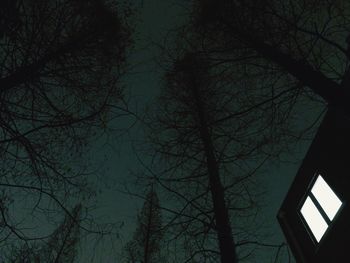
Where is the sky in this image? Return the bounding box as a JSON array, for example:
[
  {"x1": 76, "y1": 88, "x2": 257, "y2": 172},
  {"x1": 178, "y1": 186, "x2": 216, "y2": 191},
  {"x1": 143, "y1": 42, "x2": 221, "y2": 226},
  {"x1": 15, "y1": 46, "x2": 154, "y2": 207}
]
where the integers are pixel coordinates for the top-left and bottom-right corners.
[{"x1": 76, "y1": 1, "x2": 324, "y2": 262}]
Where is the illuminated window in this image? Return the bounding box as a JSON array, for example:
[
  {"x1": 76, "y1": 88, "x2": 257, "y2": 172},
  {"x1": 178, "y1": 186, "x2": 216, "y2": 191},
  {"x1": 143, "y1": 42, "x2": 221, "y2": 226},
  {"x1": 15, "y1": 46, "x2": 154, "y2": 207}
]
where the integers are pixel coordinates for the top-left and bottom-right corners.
[{"x1": 300, "y1": 175, "x2": 342, "y2": 242}]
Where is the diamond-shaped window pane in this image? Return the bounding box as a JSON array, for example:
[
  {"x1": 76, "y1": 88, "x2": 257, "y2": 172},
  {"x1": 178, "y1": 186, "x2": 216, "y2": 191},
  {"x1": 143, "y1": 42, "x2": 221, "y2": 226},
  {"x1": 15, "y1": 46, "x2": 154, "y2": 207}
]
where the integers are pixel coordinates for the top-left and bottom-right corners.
[
  {"x1": 311, "y1": 175, "x2": 342, "y2": 221},
  {"x1": 300, "y1": 196, "x2": 328, "y2": 242}
]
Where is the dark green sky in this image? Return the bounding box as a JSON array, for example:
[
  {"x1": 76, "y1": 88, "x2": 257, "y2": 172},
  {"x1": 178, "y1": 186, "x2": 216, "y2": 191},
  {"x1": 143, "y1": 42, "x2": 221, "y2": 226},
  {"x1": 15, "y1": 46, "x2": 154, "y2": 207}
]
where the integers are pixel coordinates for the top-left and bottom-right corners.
[{"x1": 77, "y1": 1, "x2": 323, "y2": 262}]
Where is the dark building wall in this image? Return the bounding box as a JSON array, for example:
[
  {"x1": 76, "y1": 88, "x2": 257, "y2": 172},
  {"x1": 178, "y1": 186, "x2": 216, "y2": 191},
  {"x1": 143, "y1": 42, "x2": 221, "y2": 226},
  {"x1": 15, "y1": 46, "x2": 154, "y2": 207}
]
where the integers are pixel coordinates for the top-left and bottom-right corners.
[{"x1": 278, "y1": 107, "x2": 350, "y2": 263}]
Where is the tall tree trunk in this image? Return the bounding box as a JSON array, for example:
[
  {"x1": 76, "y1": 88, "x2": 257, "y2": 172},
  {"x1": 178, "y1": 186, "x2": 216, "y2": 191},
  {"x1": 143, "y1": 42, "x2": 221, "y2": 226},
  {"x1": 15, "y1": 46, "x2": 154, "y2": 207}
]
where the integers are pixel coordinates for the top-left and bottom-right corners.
[
  {"x1": 191, "y1": 83, "x2": 238, "y2": 263},
  {"x1": 143, "y1": 190, "x2": 154, "y2": 263}
]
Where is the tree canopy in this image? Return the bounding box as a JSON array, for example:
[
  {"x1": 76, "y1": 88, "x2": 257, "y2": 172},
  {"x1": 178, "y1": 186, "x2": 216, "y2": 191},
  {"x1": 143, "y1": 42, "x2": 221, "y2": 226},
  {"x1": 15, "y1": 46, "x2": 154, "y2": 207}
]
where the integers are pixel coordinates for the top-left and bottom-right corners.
[{"x1": 0, "y1": 0, "x2": 133, "y2": 248}]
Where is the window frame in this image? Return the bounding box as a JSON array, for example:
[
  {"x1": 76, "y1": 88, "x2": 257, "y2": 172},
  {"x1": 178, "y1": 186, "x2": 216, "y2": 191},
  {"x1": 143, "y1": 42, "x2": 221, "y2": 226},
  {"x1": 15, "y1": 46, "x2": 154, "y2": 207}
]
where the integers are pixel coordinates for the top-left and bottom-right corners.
[{"x1": 298, "y1": 173, "x2": 344, "y2": 246}]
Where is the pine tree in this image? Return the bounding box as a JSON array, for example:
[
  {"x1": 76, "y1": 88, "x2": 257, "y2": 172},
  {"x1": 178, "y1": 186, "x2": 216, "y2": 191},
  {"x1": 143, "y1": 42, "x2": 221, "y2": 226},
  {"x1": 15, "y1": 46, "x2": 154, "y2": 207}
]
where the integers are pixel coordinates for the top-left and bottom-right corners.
[{"x1": 124, "y1": 189, "x2": 163, "y2": 263}]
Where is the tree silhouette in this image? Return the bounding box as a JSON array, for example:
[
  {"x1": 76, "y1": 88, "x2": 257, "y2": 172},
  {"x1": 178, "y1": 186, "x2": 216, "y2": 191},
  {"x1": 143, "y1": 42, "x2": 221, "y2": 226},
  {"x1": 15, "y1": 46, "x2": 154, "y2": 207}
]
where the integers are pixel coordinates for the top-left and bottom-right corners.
[
  {"x1": 169, "y1": 54, "x2": 238, "y2": 263},
  {"x1": 191, "y1": 0, "x2": 349, "y2": 111},
  {"x1": 123, "y1": 188, "x2": 163, "y2": 263},
  {"x1": 144, "y1": 50, "x2": 284, "y2": 262},
  {"x1": 43, "y1": 204, "x2": 82, "y2": 263},
  {"x1": 5, "y1": 204, "x2": 82, "y2": 263},
  {"x1": 0, "y1": 0, "x2": 132, "y2": 244}
]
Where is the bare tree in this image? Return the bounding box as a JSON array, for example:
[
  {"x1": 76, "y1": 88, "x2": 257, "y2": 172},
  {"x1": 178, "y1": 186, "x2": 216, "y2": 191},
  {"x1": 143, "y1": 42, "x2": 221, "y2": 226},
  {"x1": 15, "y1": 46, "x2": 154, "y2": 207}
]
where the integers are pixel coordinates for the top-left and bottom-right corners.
[
  {"x1": 143, "y1": 50, "x2": 285, "y2": 262},
  {"x1": 147, "y1": 1, "x2": 350, "y2": 261},
  {"x1": 190, "y1": 0, "x2": 349, "y2": 111},
  {"x1": 5, "y1": 204, "x2": 82, "y2": 263},
  {"x1": 0, "y1": 0, "x2": 133, "y2": 248},
  {"x1": 168, "y1": 53, "x2": 238, "y2": 263}
]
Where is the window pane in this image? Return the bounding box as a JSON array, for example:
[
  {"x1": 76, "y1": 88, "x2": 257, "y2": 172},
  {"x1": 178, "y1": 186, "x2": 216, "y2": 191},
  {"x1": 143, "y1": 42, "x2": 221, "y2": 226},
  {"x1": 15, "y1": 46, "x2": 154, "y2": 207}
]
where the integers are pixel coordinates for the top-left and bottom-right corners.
[
  {"x1": 300, "y1": 196, "x2": 328, "y2": 242},
  {"x1": 311, "y1": 175, "x2": 342, "y2": 220}
]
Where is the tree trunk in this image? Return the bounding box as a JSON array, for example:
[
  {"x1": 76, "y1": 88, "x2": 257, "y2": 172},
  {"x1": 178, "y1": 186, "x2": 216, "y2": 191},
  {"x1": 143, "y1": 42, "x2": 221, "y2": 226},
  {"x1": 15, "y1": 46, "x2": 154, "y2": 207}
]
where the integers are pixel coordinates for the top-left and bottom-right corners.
[
  {"x1": 191, "y1": 83, "x2": 238, "y2": 263},
  {"x1": 143, "y1": 191, "x2": 154, "y2": 263}
]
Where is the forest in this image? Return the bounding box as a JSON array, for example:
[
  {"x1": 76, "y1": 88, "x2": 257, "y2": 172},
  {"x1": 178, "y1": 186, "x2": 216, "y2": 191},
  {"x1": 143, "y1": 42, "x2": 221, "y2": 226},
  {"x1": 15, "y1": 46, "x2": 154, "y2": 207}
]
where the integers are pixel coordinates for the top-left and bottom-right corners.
[{"x1": 0, "y1": 0, "x2": 349, "y2": 262}]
